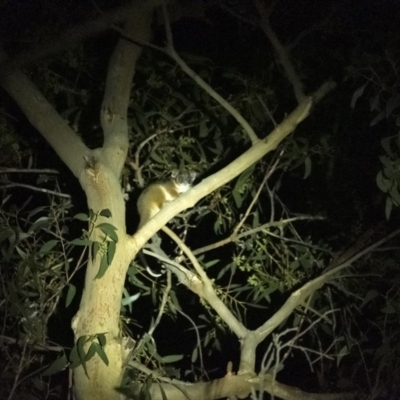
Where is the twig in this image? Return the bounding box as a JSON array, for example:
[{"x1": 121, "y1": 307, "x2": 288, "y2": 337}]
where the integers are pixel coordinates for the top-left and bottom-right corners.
[
  {"x1": 0, "y1": 168, "x2": 59, "y2": 174},
  {"x1": 0, "y1": 183, "x2": 70, "y2": 198}
]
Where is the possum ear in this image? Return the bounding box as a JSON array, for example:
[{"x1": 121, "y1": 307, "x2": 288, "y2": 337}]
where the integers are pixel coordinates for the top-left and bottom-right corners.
[{"x1": 189, "y1": 171, "x2": 197, "y2": 182}]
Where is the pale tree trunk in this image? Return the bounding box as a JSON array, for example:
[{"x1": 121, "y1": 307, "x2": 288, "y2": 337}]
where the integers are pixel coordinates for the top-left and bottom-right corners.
[
  {"x1": 71, "y1": 5, "x2": 155, "y2": 399},
  {"x1": 0, "y1": 2, "x2": 155, "y2": 399}
]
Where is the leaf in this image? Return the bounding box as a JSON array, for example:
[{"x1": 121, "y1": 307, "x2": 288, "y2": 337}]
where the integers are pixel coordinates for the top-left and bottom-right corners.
[
  {"x1": 379, "y1": 155, "x2": 393, "y2": 170},
  {"x1": 99, "y1": 209, "x2": 112, "y2": 218},
  {"x1": 376, "y1": 171, "x2": 390, "y2": 193},
  {"x1": 70, "y1": 238, "x2": 92, "y2": 246},
  {"x1": 203, "y1": 259, "x2": 220, "y2": 268},
  {"x1": 380, "y1": 137, "x2": 393, "y2": 156},
  {"x1": 234, "y1": 166, "x2": 255, "y2": 194},
  {"x1": 107, "y1": 240, "x2": 116, "y2": 264},
  {"x1": 232, "y1": 189, "x2": 243, "y2": 208},
  {"x1": 350, "y1": 83, "x2": 367, "y2": 108},
  {"x1": 370, "y1": 93, "x2": 380, "y2": 111},
  {"x1": 337, "y1": 345, "x2": 349, "y2": 367},
  {"x1": 73, "y1": 213, "x2": 89, "y2": 221},
  {"x1": 0, "y1": 227, "x2": 15, "y2": 244},
  {"x1": 42, "y1": 353, "x2": 68, "y2": 376},
  {"x1": 66, "y1": 284, "x2": 76, "y2": 307},
  {"x1": 77, "y1": 336, "x2": 87, "y2": 361},
  {"x1": 92, "y1": 241, "x2": 100, "y2": 258},
  {"x1": 386, "y1": 96, "x2": 400, "y2": 116},
  {"x1": 390, "y1": 184, "x2": 400, "y2": 206},
  {"x1": 121, "y1": 292, "x2": 141, "y2": 306},
  {"x1": 69, "y1": 344, "x2": 81, "y2": 369},
  {"x1": 77, "y1": 336, "x2": 89, "y2": 377},
  {"x1": 15, "y1": 246, "x2": 27, "y2": 260},
  {"x1": 162, "y1": 354, "x2": 184, "y2": 363},
  {"x1": 370, "y1": 110, "x2": 386, "y2": 126},
  {"x1": 199, "y1": 118, "x2": 208, "y2": 138},
  {"x1": 30, "y1": 216, "x2": 50, "y2": 233},
  {"x1": 27, "y1": 206, "x2": 47, "y2": 222},
  {"x1": 39, "y1": 240, "x2": 58, "y2": 254},
  {"x1": 95, "y1": 253, "x2": 110, "y2": 279},
  {"x1": 381, "y1": 303, "x2": 396, "y2": 314},
  {"x1": 97, "y1": 223, "x2": 118, "y2": 242},
  {"x1": 191, "y1": 347, "x2": 198, "y2": 363},
  {"x1": 217, "y1": 263, "x2": 232, "y2": 280},
  {"x1": 94, "y1": 342, "x2": 109, "y2": 366},
  {"x1": 156, "y1": 382, "x2": 168, "y2": 400},
  {"x1": 361, "y1": 290, "x2": 379, "y2": 308},
  {"x1": 303, "y1": 156, "x2": 312, "y2": 179},
  {"x1": 385, "y1": 196, "x2": 393, "y2": 220},
  {"x1": 97, "y1": 333, "x2": 107, "y2": 347},
  {"x1": 64, "y1": 258, "x2": 70, "y2": 273},
  {"x1": 85, "y1": 343, "x2": 97, "y2": 362}
]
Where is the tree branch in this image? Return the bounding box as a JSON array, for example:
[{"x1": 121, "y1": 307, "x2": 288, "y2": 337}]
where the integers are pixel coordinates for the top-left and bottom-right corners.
[
  {"x1": 254, "y1": 0, "x2": 305, "y2": 102},
  {"x1": 100, "y1": 2, "x2": 154, "y2": 175},
  {"x1": 0, "y1": 1, "x2": 161, "y2": 72},
  {"x1": 255, "y1": 228, "x2": 400, "y2": 341},
  {"x1": 0, "y1": 50, "x2": 90, "y2": 178},
  {"x1": 129, "y1": 90, "x2": 333, "y2": 256}
]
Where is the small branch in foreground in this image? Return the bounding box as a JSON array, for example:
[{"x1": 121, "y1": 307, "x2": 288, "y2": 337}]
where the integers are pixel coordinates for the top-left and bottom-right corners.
[
  {"x1": 0, "y1": 168, "x2": 59, "y2": 174},
  {"x1": 0, "y1": 183, "x2": 71, "y2": 198},
  {"x1": 255, "y1": 0, "x2": 305, "y2": 102},
  {"x1": 114, "y1": 6, "x2": 260, "y2": 145}
]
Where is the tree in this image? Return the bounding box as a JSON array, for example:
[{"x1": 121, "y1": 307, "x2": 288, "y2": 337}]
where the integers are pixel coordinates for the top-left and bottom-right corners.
[{"x1": 1, "y1": 1, "x2": 399, "y2": 399}]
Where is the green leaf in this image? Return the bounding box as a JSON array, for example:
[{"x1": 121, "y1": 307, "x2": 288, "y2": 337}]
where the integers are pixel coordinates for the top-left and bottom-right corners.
[
  {"x1": 107, "y1": 240, "x2": 116, "y2": 264},
  {"x1": 39, "y1": 240, "x2": 58, "y2": 254},
  {"x1": 74, "y1": 213, "x2": 89, "y2": 221},
  {"x1": 370, "y1": 110, "x2": 386, "y2": 126},
  {"x1": 381, "y1": 304, "x2": 397, "y2": 314},
  {"x1": 232, "y1": 189, "x2": 243, "y2": 208},
  {"x1": 70, "y1": 238, "x2": 92, "y2": 246},
  {"x1": 85, "y1": 343, "x2": 97, "y2": 362},
  {"x1": 27, "y1": 206, "x2": 47, "y2": 221},
  {"x1": 389, "y1": 184, "x2": 400, "y2": 206},
  {"x1": 97, "y1": 223, "x2": 118, "y2": 242},
  {"x1": 303, "y1": 156, "x2": 312, "y2": 179},
  {"x1": 385, "y1": 196, "x2": 393, "y2": 220},
  {"x1": 361, "y1": 290, "x2": 379, "y2": 308},
  {"x1": 77, "y1": 336, "x2": 89, "y2": 377},
  {"x1": 370, "y1": 93, "x2": 380, "y2": 111},
  {"x1": 376, "y1": 171, "x2": 390, "y2": 193},
  {"x1": 0, "y1": 227, "x2": 15, "y2": 244},
  {"x1": 199, "y1": 118, "x2": 208, "y2": 138},
  {"x1": 15, "y1": 246, "x2": 27, "y2": 260},
  {"x1": 99, "y1": 209, "x2": 112, "y2": 218},
  {"x1": 380, "y1": 137, "x2": 393, "y2": 156},
  {"x1": 191, "y1": 347, "x2": 198, "y2": 363},
  {"x1": 66, "y1": 284, "x2": 76, "y2": 307},
  {"x1": 121, "y1": 292, "x2": 141, "y2": 306},
  {"x1": 156, "y1": 382, "x2": 168, "y2": 400},
  {"x1": 203, "y1": 259, "x2": 220, "y2": 268},
  {"x1": 94, "y1": 342, "x2": 109, "y2": 366},
  {"x1": 77, "y1": 336, "x2": 87, "y2": 361},
  {"x1": 162, "y1": 354, "x2": 184, "y2": 363},
  {"x1": 92, "y1": 241, "x2": 100, "y2": 258},
  {"x1": 30, "y1": 217, "x2": 51, "y2": 233},
  {"x1": 350, "y1": 83, "x2": 367, "y2": 108},
  {"x1": 64, "y1": 258, "x2": 70, "y2": 273},
  {"x1": 97, "y1": 333, "x2": 107, "y2": 347},
  {"x1": 42, "y1": 353, "x2": 68, "y2": 376},
  {"x1": 386, "y1": 95, "x2": 400, "y2": 116},
  {"x1": 69, "y1": 344, "x2": 81, "y2": 369},
  {"x1": 95, "y1": 253, "x2": 110, "y2": 279}
]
